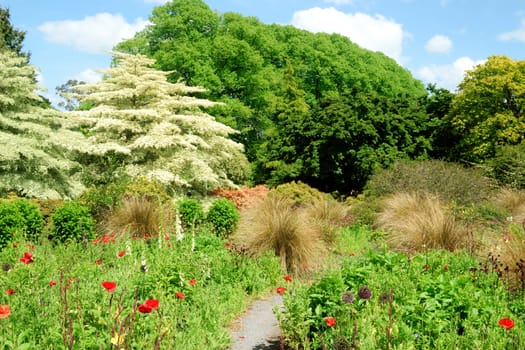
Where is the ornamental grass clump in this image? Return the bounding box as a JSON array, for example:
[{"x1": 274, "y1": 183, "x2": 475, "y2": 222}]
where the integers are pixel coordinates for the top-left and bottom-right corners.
[
  {"x1": 375, "y1": 192, "x2": 465, "y2": 253},
  {"x1": 233, "y1": 192, "x2": 325, "y2": 273},
  {"x1": 106, "y1": 197, "x2": 175, "y2": 238}
]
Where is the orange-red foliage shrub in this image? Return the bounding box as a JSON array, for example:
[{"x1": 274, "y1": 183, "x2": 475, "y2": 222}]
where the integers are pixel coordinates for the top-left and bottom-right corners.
[{"x1": 210, "y1": 185, "x2": 269, "y2": 210}]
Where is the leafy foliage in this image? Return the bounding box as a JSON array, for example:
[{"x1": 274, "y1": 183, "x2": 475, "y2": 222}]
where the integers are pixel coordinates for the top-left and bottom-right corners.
[
  {"x1": 272, "y1": 181, "x2": 329, "y2": 206},
  {"x1": 66, "y1": 51, "x2": 250, "y2": 195},
  {"x1": 486, "y1": 143, "x2": 525, "y2": 189},
  {"x1": 0, "y1": 6, "x2": 27, "y2": 58},
  {"x1": 0, "y1": 50, "x2": 86, "y2": 199},
  {"x1": 206, "y1": 198, "x2": 240, "y2": 237},
  {"x1": 446, "y1": 56, "x2": 525, "y2": 162},
  {"x1": 10, "y1": 198, "x2": 44, "y2": 242},
  {"x1": 50, "y1": 201, "x2": 96, "y2": 243},
  {"x1": 177, "y1": 198, "x2": 205, "y2": 228},
  {"x1": 0, "y1": 200, "x2": 24, "y2": 249},
  {"x1": 209, "y1": 185, "x2": 269, "y2": 209},
  {"x1": 116, "y1": 0, "x2": 429, "y2": 193}
]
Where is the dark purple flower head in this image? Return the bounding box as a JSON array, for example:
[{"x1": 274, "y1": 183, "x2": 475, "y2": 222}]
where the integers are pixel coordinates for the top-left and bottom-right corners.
[
  {"x1": 341, "y1": 291, "x2": 355, "y2": 304},
  {"x1": 358, "y1": 285, "x2": 372, "y2": 300}
]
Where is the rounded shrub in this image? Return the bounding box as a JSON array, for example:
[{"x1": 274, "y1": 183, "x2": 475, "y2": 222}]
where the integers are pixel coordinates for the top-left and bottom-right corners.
[
  {"x1": 0, "y1": 201, "x2": 24, "y2": 249},
  {"x1": 50, "y1": 201, "x2": 96, "y2": 243},
  {"x1": 12, "y1": 198, "x2": 44, "y2": 242},
  {"x1": 273, "y1": 181, "x2": 328, "y2": 207},
  {"x1": 206, "y1": 198, "x2": 240, "y2": 237},
  {"x1": 177, "y1": 198, "x2": 205, "y2": 228}
]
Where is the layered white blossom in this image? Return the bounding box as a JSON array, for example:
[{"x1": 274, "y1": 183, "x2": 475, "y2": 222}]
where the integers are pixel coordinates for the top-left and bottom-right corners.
[{"x1": 66, "y1": 51, "x2": 250, "y2": 193}]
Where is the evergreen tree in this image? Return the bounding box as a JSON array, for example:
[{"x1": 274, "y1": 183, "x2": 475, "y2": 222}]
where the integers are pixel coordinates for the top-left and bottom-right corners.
[
  {"x1": 0, "y1": 50, "x2": 86, "y2": 199},
  {"x1": 0, "y1": 6, "x2": 28, "y2": 58},
  {"x1": 67, "y1": 51, "x2": 249, "y2": 194}
]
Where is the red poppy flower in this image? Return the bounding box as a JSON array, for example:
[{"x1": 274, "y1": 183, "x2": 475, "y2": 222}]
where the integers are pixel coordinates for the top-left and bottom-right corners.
[
  {"x1": 443, "y1": 265, "x2": 449, "y2": 271},
  {"x1": 0, "y1": 305, "x2": 11, "y2": 319},
  {"x1": 101, "y1": 281, "x2": 117, "y2": 293},
  {"x1": 276, "y1": 287, "x2": 286, "y2": 295},
  {"x1": 144, "y1": 234, "x2": 150, "y2": 240},
  {"x1": 138, "y1": 304, "x2": 152, "y2": 313},
  {"x1": 49, "y1": 280, "x2": 56, "y2": 287},
  {"x1": 95, "y1": 259, "x2": 102, "y2": 265},
  {"x1": 19, "y1": 252, "x2": 34, "y2": 264},
  {"x1": 12, "y1": 242, "x2": 18, "y2": 248},
  {"x1": 225, "y1": 242, "x2": 231, "y2": 248},
  {"x1": 5, "y1": 289, "x2": 14, "y2": 295},
  {"x1": 283, "y1": 275, "x2": 292, "y2": 282},
  {"x1": 424, "y1": 264, "x2": 430, "y2": 271},
  {"x1": 144, "y1": 299, "x2": 159, "y2": 309},
  {"x1": 118, "y1": 250, "x2": 126, "y2": 257},
  {"x1": 175, "y1": 292, "x2": 185, "y2": 299},
  {"x1": 164, "y1": 236, "x2": 170, "y2": 241},
  {"x1": 92, "y1": 238, "x2": 100, "y2": 244},
  {"x1": 189, "y1": 279, "x2": 197, "y2": 286},
  {"x1": 167, "y1": 243, "x2": 172, "y2": 248},
  {"x1": 325, "y1": 317, "x2": 336, "y2": 327},
  {"x1": 349, "y1": 252, "x2": 355, "y2": 256},
  {"x1": 498, "y1": 318, "x2": 515, "y2": 330}
]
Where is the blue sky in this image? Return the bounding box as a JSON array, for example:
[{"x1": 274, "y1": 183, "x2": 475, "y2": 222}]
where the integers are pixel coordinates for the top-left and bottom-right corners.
[{"x1": 1, "y1": 0, "x2": 524, "y2": 106}]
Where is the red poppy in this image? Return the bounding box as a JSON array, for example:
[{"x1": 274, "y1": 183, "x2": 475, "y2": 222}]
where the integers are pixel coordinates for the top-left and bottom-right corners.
[
  {"x1": 118, "y1": 250, "x2": 126, "y2": 257},
  {"x1": 349, "y1": 252, "x2": 355, "y2": 256},
  {"x1": 276, "y1": 287, "x2": 286, "y2": 295},
  {"x1": 498, "y1": 318, "x2": 515, "y2": 330},
  {"x1": 12, "y1": 242, "x2": 18, "y2": 248},
  {"x1": 101, "y1": 281, "x2": 117, "y2": 293},
  {"x1": 167, "y1": 243, "x2": 172, "y2": 248},
  {"x1": 95, "y1": 259, "x2": 103, "y2": 265},
  {"x1": 144, "y1": 299, "x2": 159, "y2": 309},
  {"x1": 0, "y1": 305, "x2": 11, "y2": 319},
  {"x1": 189, "y1": 279, "x2": 197, "y2": 286},
  {"x1": 92, "y1": 238, "x2": 100, "y2": 244},
  {"x1": 175, "y1": 292, "x2": 185, "y2": 299},
  {"x1": 225, "y1": 242, "x2": 231, "y2": 248},
  {"x1": 325, "y1": 317, "x2": 336, "y2": 327},
  {"x1": 138, "y1": 304, "x2": 152, "y2": 313},
  {"x1": 424, "y1": 264, "x2": 430, "y2": 271},
  {"x1": 144, "y1": 234, "x2": 150, "y2": 240},
  {"x1": 443, "y1": 265, "x2": 449, "y2": 271},
  {"x1": 164, "y1": 236, "x2": 170, "y2": 241},
  {"x1": 283, "y1": 275, "x2": 292, "y2": 282},
  {"x1": 19, "y1": 252, "x2": 33, "y2": 264},
  {"x1": 49, "y1": 280, "x2": 56, "y2": 287},
  {"x1": 5, "y1": 289, "x2": 14, "y2": 295}
]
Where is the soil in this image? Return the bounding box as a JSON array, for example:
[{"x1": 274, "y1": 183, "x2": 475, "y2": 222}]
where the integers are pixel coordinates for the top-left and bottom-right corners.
[{"x1": 230, "y1": 294, "x2": 284, "y2": 350}]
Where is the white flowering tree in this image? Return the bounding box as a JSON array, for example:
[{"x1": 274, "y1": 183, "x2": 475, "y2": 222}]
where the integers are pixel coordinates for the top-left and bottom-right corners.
[
  {"x1": 0, "y1": 50, "x2": 86, "y2": 199},
  {"x1": 67, "y1": 52, "x2": 250, "y2": 194}
]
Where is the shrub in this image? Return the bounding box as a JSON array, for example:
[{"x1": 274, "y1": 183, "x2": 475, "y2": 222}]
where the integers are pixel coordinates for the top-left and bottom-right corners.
[
  {"x1": 0, "y1": 201, "x2": 24, "y2": 249},
  {"x1": 272, "y1": 181, "x2": 329, "y2": 207},
  {"x1": 50, "y1": 201, "x2": 96, "y2": 243},
  {"x1": 365, "y1": 160, "x2": 496, "y2": 206},
  {"x1": 486, "y1": 144, "x2": 525, "y2": 189},
  {"x1": 106, "y1": 197, "x2": 175, "y2": 238},
  {"x1": 12, "y1": 198, "x2": 44, "y2": 242},
  {"x1": 491, "y1": 188, "x2": 525, "y2": 225},
  {"x1": 124, "y1": 176, "x2": 171, "y2": 203},
  {"x1": 233, "y1": 193, "x2": 325, "y2": 273},
  {"x1": 79, "y1": 180, "x2": 128, "y2": 222},
  {"x1": 206, "y1": 198, "x2": 240, "y2": 237},
  {"x1": 375, "y1": 192, "x2": 465, "y2": 253},
  {"x1": 210, "y1": 185, "x2": 269, "y2": 210},
  {"x1": 177, "y1": 198, "x2": 205, "y2": 228}
]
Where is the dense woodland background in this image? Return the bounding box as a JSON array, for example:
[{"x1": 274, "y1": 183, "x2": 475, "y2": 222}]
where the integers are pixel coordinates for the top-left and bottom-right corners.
[{"x1": 1, "y1": 0, "x2": 525, "y2": 199}]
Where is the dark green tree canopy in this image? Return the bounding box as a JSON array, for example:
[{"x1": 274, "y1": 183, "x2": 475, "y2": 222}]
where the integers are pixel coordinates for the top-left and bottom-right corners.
[
  {"x1": 117, "y1": 0, "x2": 430, "y2": 194},
  {"x1": 0, "y1": 6, "x2": 28, "y2": 58}
]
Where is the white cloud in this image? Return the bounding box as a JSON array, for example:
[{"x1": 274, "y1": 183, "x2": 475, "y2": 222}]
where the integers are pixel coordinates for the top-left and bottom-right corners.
[
  {"x1": 38, "y1": 13, "x2": 149, "y2": 53},
  {"x1": 499, "y1": 18, "x2": 525, "y2": 42},
  {"x1": 323, "y1": 0, "x2": 354, "y2": 5},
  {"x1": 75, "y1": 69, "x2": 103, "y2": 83},
  {"x1": 417, "y1": 56, "x2": 485, "y2": 91},
  {"x1": 291, "y1": 7, "x2": 406, "y2": 63},
  {"x1": 425, "y1": 35, "x2": 452, "y2": 54}
]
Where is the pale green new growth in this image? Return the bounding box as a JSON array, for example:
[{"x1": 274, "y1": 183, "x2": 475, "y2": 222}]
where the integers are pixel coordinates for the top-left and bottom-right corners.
[
  {"x1": 0, "y1": 50, "x2": 86, "y2": 199},
  {"x1": 68, "y1": 52, "x2": 249, "y2": 194}
]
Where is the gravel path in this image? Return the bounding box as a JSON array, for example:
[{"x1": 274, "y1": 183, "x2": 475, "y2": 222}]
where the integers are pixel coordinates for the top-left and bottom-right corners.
[{"x1": 230, "y1": 294, "x2": 284, "y2": 350}]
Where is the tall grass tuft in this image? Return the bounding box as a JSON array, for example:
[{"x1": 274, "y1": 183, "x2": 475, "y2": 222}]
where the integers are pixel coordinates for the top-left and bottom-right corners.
[
  {"x1": 375, "y1": 192, "x2": 465, "y2": 253},
  {"x1": 233, "y1": 193, "x2": 326, "y2": 273},
  {"x1": 303, "y1": 198, "x2": 352, "y2": 245},
  {"x1": 106, "y1": 197, "x2": 175, "y2": 238},
  {"x1": 492, "y1": 188, "x2": 525, "y2": 225}
]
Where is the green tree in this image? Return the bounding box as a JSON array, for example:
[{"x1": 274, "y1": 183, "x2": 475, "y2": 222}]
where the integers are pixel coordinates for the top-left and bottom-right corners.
[
  {"x1": 446, "y1": 55, "x2": 525, "y2": 162},
  {"x1": 67, "y1": 51, "x2": 249, "y2": 195},
  {"x1": 0, "y1": 6, "x2": 27, "y2": 58},
  {"x1": 425, "y1": 84, "x2": 456, "y2": 160},
  {"x1": 0, "y1": 50, "x2": 86, "y2": 199}
]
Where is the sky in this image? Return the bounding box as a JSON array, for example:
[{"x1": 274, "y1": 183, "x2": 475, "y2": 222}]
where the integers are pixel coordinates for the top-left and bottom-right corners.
[{"x1": 1, "y1": 0, "x2": 524, "y2": 106}]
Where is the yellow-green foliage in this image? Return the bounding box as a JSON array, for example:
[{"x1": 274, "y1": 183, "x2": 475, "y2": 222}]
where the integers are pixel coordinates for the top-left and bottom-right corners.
[
  {"x1": 375, "y1": 192, "x2": 465, "y2": 253},
  {"x1": 233, "y1": 192, "x2": 326, "y2": 273},
  {"x1": 124, "y1": 177, "x2": 171, "y2": 203},
  {"x1": 272, "y1": 181, "x2": 329, "y2": 207},
  {"x1": 106, "y1": 197, "x2": 175, "y2": 238},
  {"x1": 492, "y1": 188, "x2": 525, "y2": 224}
]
